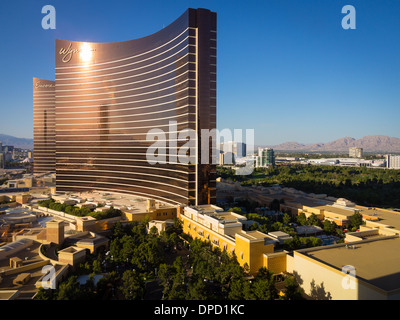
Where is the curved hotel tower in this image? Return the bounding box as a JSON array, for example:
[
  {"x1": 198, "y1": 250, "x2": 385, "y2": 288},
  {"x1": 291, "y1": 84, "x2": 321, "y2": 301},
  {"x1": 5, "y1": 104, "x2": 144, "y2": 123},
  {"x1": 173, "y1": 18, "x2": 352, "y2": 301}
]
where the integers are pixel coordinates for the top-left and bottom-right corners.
[
  {"x1": 33, "y1": 78, "x2": 56, "y2": 173},
  {"x1": 51, "y1": 8, "x2": 216, "y2": 205}
]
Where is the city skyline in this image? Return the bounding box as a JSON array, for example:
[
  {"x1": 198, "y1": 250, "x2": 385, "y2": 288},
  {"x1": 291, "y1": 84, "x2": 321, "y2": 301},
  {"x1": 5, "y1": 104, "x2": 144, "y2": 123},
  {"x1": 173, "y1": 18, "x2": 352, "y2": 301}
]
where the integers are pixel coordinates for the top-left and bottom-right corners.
[{"x1": 0, "y1": 0, "x2": 399, "y2": 146}]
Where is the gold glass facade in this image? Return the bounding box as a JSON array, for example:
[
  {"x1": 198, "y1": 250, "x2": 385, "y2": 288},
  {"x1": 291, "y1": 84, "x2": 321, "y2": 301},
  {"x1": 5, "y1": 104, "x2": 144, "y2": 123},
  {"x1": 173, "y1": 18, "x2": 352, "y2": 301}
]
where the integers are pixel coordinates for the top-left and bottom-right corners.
[
  {"x1": 33, "y1": 78, "x2": 56, "y2": 173},
  {"x1": 53, "y1": 8, "x2": 216, "y2": 205}
]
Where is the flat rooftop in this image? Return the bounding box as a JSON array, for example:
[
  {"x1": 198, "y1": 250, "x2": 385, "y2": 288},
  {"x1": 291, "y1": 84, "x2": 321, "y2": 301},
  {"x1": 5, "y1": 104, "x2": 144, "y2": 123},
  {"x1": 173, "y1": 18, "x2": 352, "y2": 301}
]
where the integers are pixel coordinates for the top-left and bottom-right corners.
[
  {"x1": 356, "y1": 207, "x2": 400, "y2": 231},
  {"x1": 64, "y1": 232, "x2": 109, "y2": 246},
  {"x1": 191, "y1": 204, "x2": 222, "y2": 213},
  {"x1": 237, "y1": 230, "x2": 268, "y2": 242},
  {"x1": 207, "y1": 211, "x2": 244, "y2": 223},
  {"x1": 0, "y1": 240, "x2": 42, "y2": 268},
  {"x1": 302, "y1": 237, "x2": 400, "y2": 292},
  {"x1": 57, "y1": 191, "x2": 176, "y2": 214},
  {"x1": 0, "y1": 290, "x2": 19, "y2": 300},
  {"x1": 320, "y1": 205, "x2": 356, "y2": 217},
  {"x1": 295, "y1": 197, "x2": 330, "y2": 208}
]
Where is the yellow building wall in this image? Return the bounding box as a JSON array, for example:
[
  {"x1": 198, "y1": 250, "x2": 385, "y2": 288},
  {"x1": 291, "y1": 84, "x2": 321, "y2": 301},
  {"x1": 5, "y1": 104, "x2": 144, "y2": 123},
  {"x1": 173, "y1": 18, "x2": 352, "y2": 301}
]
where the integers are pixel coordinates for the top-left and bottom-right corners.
[
  {"x1": 123, "y1": 207, "x2": 176, "y2": 222},
  {"x1": 264, "y1": 253, "x2": 287, "y2": 274},
  {"x1": 323, "y1": 211, "x2": 350, "y2": 227},
  {"x1": 235, "y1": 236, "x2": 274, "y2": 274},
  {"x1": 122, "y1": 211, "x2": 150, "y2": 222},
  {"x1": 302, "y1": 206, "x2": 324, "y2": 218},
  {"x1": 181, "y1": 217, "x2": 236, "y2": 253},
  {"x1": 292, "y1": 251, "x2": 390, "y2": 300},
  {"x1": 152, "y1": 207, "x2": 176, "y2": 220},
  {"x1": 234, "y1": 236, "x2": 251, "y2": 271},
  {"x1": 181, "y1": 214, "x2": 277, "y2": 274}
]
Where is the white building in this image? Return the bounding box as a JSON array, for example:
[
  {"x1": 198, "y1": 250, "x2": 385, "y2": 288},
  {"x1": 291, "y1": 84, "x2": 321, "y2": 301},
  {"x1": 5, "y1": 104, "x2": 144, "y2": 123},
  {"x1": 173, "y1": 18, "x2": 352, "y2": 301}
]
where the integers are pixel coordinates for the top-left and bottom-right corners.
[
  {"x1": 349, "y1": 147, "x2": 363, "y2": 158},
  {"x1": 386, "y1": 154, "x2": 400, "y2": 169}
]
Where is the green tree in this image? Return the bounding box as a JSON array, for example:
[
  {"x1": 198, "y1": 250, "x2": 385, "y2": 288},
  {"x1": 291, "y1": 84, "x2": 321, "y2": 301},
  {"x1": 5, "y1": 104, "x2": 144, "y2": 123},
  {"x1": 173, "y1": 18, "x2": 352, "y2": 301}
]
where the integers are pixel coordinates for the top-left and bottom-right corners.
[
  {"x1": 92, "y1": 259, "x2": 102, "y2": 274},
  {"x1": 34, "y1": 287, "x2": 55, "y2": 300},
  {"x1": 56, "y1": 276, "x2": 82, "y2": 300},
  {"x1": 283, "y1": 236, "x2": 301, "y2": 251},
  {"x1": 186, "y1": 276, "x2": 208, "y2": 300},
  {"x1": 323, "y1": 220, "x2": 336, "y2": 234},
  {"x1": 282, "y1": 213, "x2": 291, "y2": 225},
  {"x1": 307, "y1": 213, "x2": 321, "y2": 227},
  {"x1": 297, "y1": 212, "x2": 307, "y2": 226},
  {"x1": 282, "y1": 276, "x2": 304, "y2": 300},
  {"x1": 111, "y1": 221, "x2": 125, "y2": 239},
  {"x1": 120, "y1": 270, "x2": 145, "y2": 300},
  {"x1": 157, "y1": 263, "x2": 173, "y2": 290},
  {"x1": 251, "y1": 267, "x2": 277, "y2": 300},
  {"x1": 349, "y1": 211, "x2": 363, "y2": 231},
  {"x1": 228, "y1": 277, "x2": 251, "y2": 300},
  {"x1": 228, "y1": 207, "x2": 243, "y2": 214}
]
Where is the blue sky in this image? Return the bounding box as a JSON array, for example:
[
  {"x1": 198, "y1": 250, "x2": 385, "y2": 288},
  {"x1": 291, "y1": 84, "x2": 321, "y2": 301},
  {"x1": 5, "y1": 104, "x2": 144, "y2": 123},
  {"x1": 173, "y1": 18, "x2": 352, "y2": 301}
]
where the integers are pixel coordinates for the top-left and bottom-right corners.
[{"x1": 0, "y1": 0, "x2": 399, "y2": 145}]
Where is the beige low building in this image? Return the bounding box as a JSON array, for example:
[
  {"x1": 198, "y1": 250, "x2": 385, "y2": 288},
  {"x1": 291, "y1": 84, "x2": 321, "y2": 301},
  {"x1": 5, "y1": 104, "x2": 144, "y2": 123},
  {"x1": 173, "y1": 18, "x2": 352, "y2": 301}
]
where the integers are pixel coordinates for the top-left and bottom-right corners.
[
  {"x1": 64, "y1": 231, "x2": 109, "y2": 254},
  {"x1": 122, "y1": 199, "x2": 177, "y2": 222},
  {"x1": 75, "y1": 216, "x2": 97, "y2": 232},
  {"x1": 15, "y1": 194, "x2": 31, "y2": 205},
  {"x1": 57, "y1": 246, "x2": 86, "y2": 267},
  {"x1": 148, "y1": 219, "x2": 175, "y2": 234},
  {"x1": 289, "y1": 236, "x2": 400, "y2": 300},
  {"x1": 286, "y1": 204, "x2": 400, "y2": 300}
]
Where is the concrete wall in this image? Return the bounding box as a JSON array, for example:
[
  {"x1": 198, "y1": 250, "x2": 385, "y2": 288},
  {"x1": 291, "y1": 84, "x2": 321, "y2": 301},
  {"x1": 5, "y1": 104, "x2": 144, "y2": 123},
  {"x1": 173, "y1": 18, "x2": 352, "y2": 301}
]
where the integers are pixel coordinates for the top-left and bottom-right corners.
[
  {"x1": 37, "y1": 207, "x2": 76, "y2": 222},
  {"x1": 38, "y1": 244, "x2": 65, "y2": 266}
]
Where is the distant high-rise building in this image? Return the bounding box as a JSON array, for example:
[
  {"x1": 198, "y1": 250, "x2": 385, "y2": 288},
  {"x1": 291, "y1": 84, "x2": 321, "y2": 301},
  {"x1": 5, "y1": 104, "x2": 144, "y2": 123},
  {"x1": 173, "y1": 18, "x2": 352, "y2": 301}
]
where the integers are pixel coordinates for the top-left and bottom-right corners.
[
  {"x1": 386, "y1": 154, "x2": 400, "y2": 169},
  {"x1": 220, "y1": 141, "x2": 246, "y2": 158},
  {"x1": 256, "y1": 148, "x2": 275, "y2": 168},
  {"x1": 0, "y1": 152, "x2": 4, "y2": 169},
  {"x1": 3, "y1": 145, "x2": 14, "y2": 153},
  {"x1": 219, "y1": 151, "x2": 235, "y2": 165},
  {"x1": 349, "y1": 147, "x2": 363, "y2": 158},
  {"x1": 33, "y1": 78, "x2": 56, "y2": 173}
]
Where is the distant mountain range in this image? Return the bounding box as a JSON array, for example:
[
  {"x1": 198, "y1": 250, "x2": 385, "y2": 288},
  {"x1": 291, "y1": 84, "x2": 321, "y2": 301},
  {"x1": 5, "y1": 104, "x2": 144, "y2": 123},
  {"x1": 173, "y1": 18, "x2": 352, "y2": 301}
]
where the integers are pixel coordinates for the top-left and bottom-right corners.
[
  {"x1": 265, "y1": 135, "x2": 400, "y2": 153},
  {"x1": 0, "y1": 134, "x2": 33, "y2": 150},
  {"x1": 1, "y1": 133, "x2": 400, "y2": 153}
]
